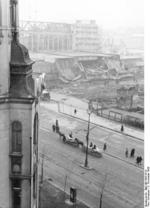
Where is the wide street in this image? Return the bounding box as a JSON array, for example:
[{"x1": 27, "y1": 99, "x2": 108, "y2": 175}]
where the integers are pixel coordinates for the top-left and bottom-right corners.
[{"x1": 39, "y1": 102, "x2": 144, "y2": 208}]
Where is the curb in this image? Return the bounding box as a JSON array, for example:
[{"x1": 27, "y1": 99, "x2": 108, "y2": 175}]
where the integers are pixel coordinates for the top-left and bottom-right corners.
[{"x1": 45, "y1": 180, "x2": 90, "y2": 208}]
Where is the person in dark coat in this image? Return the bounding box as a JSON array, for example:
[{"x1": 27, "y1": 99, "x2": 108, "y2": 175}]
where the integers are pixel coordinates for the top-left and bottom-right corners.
[
  {"x1": 56, "y1": 119, "x2": 59, "y2": 127},
  {"x1": 136, "y1": 156, "x2": 142, "y2": 165},
  {"x1": 74, "y1": 109, "x2": 77, "y2": 115},
  {"x1": 56, "y1": 125, "x2": 60, "y2": 133},
  {"x1": 137, "y1": 156, "x2": 142, "y2": 165},
  {"x1": 130, "y1": 148, "x2": 135, "y2": 158},
  {"x1": 125, "y1": 148, "x2": 128, "y2": 158},
  {"x1": 121, "y1": 124, "x2": 124, "y2": 132},
  {"x1": 92, "y1": 144, "x2": 96, "y2": 150},
  {"x1": 52, "y1": 124, "x2": 56, "y2": 132},
  {"x1": 103, "y1": 143, "x2": 107, "y2": 151},
  {"x1": 140, "y1": 156, "x2": 143, "y2": 165},
  {"x1": 55, "y1": 119, "x2": 59, "y2": 133},
  {"x1": 89, "y1": 142, "x2": 93, "y2": 147}
]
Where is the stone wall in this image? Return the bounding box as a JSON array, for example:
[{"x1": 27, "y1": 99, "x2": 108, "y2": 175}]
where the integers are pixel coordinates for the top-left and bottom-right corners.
[{"x1": 0, "y1": 103, "x2": 10, "y2": 208}]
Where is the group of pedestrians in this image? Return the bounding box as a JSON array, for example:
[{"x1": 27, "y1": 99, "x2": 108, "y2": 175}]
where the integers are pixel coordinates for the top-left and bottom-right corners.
[
  {"x1": 89, "y1": 142, "x2": 97, "y2": 150},
  {"x1": 89, "y1": 142, "x2": 107, "y2": 152},
  {"x1": 52, "y1": 119, "x2": 60, "y2": 133},
  {"x1": 125, "y1": 148, "x2": 143, "y2": 165},
  {"x1": 125, "y1": 148, "x2": 135, "y2": 158},
  {"x1": 120, "y1": 125, "x2": 143, "y2": 165}
]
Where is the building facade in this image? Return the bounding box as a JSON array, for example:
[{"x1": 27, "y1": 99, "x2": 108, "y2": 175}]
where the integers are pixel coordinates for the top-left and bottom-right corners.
[
  {"x1": 19, "y1": 20, "x2": 100, "y2": 53},
  {"x1": 20, "y1": 21, "x2": 73, "y2": 52},
  {"x1": 0, "y1": 0, "x2": 40, "y2": 207},
  {"x1": 72, "y1": 20, "x2": 100, "y2": 52}
]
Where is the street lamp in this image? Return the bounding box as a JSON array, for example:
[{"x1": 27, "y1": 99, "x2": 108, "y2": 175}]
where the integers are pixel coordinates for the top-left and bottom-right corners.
[{"x1": 84, "y1": 105, "x2": 92, "y2": 168}]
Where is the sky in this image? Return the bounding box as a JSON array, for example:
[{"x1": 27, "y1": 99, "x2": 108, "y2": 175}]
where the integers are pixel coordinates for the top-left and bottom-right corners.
[{"x1": 19, "y1": 0, "x2": 144, "y2": 29}]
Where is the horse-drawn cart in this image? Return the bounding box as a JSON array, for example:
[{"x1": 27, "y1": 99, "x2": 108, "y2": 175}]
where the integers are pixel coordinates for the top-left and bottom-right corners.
[
  {"x1": 59, "y1": 133, "x2": 83, "y2": 147},
  {"x1": 58, "y1": 132, "x2": 102, "y2": 158}
]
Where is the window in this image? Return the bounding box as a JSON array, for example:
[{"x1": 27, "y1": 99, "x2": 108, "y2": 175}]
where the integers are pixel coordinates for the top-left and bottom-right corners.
[
  {"x1": 12, "y1": 179, "x2": 21, "y2": 208},
  {"x1": 33, "y1": 113, "x2": 39, "y2": 145},
  {"x1": 33, "y1": 167, "x2": 37, "y2": 198},
  {"x1": 12, "y1": 121, "x2": 22, "y2": 153},
  {"x1": 11, "y1": 157, "x2": 22, "y2": 174}
]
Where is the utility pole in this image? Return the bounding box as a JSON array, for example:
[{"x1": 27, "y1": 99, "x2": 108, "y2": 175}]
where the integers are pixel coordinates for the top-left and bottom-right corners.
[
  {"x1": 99, "y1": 188, "x2": 103, "y2": 208},
  {"x1": 41, "y1": 153, "x2": 44, "y2": 184},
  {"x1": 99, "y1": 174, "x2": 108, "y2": 208},
  {"x1": 84, "y1": 113, "x2": 90, "y2": 167},
  {"x1": 84, "y1": 103, "x2": 92, "y2": 168}
]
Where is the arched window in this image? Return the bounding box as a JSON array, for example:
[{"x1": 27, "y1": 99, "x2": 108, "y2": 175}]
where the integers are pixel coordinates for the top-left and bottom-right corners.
[
  {"x1": 33, "y1": 113, "x2": 38, "y2": 145},
  {"x1": 12, "y1": 121, "x2": 22, "y2": 153}
]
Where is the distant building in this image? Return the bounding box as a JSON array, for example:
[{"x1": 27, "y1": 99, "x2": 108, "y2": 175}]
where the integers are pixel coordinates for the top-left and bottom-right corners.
[
  {"x1": 0, "y1": 0, "x2": 41, "y2": 207},
  {"x1": 20, "y1": 20, "x2": 100, "y2": 53},
  {"x1": 120, "y1": 56, "x2": 144, "y2": 71},
  {"x1": 72, "y1": 20, "x2": 100, "y2": 52},
  {"x1": 101, "y1": 27, "x2": 144, "y2": 56},
  {"x1": 20, "y1": 21, "x2": 72, "y2": 52}
]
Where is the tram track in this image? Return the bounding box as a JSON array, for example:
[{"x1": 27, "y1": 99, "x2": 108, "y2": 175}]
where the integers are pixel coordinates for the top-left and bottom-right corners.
[
  {"x1": 40, "y1": 127, "x2": 143, "y2": 172},
  {"x1": 39, "y1": 102, "x2": 144, "y2": 208},
  {"x1": 39, "y1": 150, "x2": 142, "y2": 208}
]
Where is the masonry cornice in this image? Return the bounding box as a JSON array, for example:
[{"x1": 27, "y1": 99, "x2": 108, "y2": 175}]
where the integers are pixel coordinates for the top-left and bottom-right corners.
[{"x1": 0, "y1": 96, "x2": 35, "y2": 104}]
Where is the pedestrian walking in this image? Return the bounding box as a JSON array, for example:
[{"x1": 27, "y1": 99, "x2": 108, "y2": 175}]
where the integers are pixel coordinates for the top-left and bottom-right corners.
[
  {"x1": 125, "y1": 148, "x2": 128, "y2": 158},
  {"x1": 140, "y1": 156, "x2": 143, "y2": 165},
  {"x1": 103, "y1": 143, "x2": 107, "y2": 151},
  {"x1": 92, "y1": 144, "x2": 96, "y2": 150},
  {"x1": 130, "y1": 148, "x2": 135, "y2": 158},
  {"x1": 121, "y1": 124, "x2": 124, "y2": 132},
  {"x1": 52, "y1": 124, "x2": 56, "y2": 132},
  {"x1": 56, "y1": 125, "x2": 60, "y2": 133},
  {"x1": 56, "y1": 119, "x2": 59, "y2": 127},
  {"x1": 136, "y1": 156, "x2": 142, "y2": 165},
  {"x1": 89, "y1": 142, "x2": 93, "y2": 147},
  {"x1": 138, "y1": 156, "x2": 142, "y2": 165},
  {"x1": 74, "y1": 109, "x2": 77, "y2": 115},
  {"x1": 136, "y1": 156, "x2": 139, "y2": 165},
  {"x1": 55, "y1": 119, "x2": 60, "y2": 133}
]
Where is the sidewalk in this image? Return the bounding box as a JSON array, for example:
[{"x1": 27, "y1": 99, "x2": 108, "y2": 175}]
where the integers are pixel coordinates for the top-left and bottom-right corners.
[
  {"x1": 42, "y1": 92, "x2": 144, "y2": 141},
  {"x1": 41, "y1": 180, "x2": 89, "y2": 208}
]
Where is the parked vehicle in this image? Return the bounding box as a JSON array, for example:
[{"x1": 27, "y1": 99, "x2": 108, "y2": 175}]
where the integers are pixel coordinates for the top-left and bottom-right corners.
[{"x1": 82, "y1": 145, "x2": 103, "y2": 158}]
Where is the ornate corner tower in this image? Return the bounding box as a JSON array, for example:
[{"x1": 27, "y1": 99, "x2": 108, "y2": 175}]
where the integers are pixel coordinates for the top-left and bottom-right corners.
[{"x1": 0, "y1": 0, "x2": 39, "y2": 207}]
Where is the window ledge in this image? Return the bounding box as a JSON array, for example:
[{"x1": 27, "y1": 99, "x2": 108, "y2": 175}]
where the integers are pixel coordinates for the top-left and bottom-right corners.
[
  {"x1": 10, "y1": 174, "x2": 31, "y2": 180},
  {"x1": 9, "y1": 153, "x2": 23, "y2": 157}
]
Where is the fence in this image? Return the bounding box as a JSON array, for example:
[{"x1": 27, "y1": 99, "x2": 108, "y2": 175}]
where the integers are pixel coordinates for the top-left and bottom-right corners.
[{"x1": 57, "y1": 100, "x2": 144, "y2": 130}]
